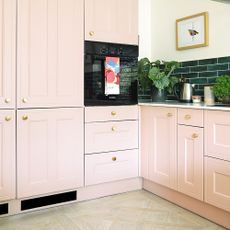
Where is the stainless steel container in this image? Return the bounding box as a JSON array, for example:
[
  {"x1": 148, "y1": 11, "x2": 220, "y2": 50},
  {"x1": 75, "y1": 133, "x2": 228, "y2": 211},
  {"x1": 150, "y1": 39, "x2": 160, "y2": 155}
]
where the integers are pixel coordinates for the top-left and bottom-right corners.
[{"x1": 174, "y1": 83, "x2": 195, "y2": 102}]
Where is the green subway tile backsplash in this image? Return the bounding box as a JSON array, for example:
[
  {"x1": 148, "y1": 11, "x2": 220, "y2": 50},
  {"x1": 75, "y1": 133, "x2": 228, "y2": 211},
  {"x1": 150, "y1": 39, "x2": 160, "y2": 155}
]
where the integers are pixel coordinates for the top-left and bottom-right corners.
[{"x1": 138, "y1": 55, "x2": 230, "y2": 101}]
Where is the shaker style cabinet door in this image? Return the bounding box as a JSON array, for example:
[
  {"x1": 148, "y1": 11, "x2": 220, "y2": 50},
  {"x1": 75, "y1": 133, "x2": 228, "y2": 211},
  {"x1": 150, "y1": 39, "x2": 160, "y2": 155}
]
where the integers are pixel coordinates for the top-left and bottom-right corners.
[
  {"x1": 178, "y1": 125, "x2": 203, "y2": 201},
  {"x1": 141, "y1": 106, "x2": 177, "y2": 190},
  {"x1": 205, "y1": 111, "x2": 230, "y2": 161},
  {"x1": 85, "y1": 0, "x2": 138, "y2": 45},
  {"x1": 17, "y1": 108, "x2": 84, "y2": 198},
  {"x1": 0, "y1": 0, "x2": 16, "y2": 108},
  {"x1": 0, "y1": 110, "x2": 15, "y2": 201},
  {"x1": 17, "y1": 0, "x2": 84, "y2": 108}
]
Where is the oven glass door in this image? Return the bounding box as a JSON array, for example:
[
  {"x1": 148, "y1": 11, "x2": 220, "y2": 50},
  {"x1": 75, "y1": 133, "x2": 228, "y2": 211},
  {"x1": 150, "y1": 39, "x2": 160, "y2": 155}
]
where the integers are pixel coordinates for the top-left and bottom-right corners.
[{"x1": 84, "y1": 54, "x2": 138, "y2": 106}]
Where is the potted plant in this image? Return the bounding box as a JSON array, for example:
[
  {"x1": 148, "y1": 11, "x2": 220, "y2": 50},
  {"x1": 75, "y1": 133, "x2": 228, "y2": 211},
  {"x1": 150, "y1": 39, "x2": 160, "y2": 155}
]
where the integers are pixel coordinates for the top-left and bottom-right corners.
[
  {"x1": 138, "y1": 58, "x2": 179, "y2": 101},
  {"x1": 213, "y1": 75, "x2": 230, "y2": 104}
]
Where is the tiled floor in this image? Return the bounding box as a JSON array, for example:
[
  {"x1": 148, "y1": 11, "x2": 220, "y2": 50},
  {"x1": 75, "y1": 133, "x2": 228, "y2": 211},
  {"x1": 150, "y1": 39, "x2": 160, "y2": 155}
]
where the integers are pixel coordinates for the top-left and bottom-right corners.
[{"x1": 0, "y1": 190, "x2": 226, "y2": 230}]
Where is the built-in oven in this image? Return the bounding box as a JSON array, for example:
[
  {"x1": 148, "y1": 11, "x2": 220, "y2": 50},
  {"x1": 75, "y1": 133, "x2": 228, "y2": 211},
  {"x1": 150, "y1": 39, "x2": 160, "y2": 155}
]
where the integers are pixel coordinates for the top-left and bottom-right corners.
[{"x1": 84, "y1": 41, "x2": 138, "y2": 106}]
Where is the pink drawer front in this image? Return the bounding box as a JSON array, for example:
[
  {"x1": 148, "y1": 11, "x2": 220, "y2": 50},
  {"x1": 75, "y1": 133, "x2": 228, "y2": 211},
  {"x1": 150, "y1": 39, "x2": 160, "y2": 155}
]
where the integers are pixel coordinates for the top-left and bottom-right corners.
[
  {"x1": 205, "y1": 110, "x2": 230, "y2": 161},
  {"x1": 85, "y1": 120, "x2": 138, "y2": 153},
  {"x1": 205, "y1": 157, "x2": 230, "y2": 212},
  {"x1": 178, "y1": 108, "x2": 203, "y2": 127},
  {"x1": 85, "y1": 105, "x2": 138, "y2": 122},
  {"x1": 85, "y1": 149, "x2": 139, "y2": 186}
]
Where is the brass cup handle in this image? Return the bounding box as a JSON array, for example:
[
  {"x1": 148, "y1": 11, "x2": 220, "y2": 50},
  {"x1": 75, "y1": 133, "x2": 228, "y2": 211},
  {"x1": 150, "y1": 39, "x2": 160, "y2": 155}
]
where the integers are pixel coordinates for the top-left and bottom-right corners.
[
  {"x1": 22, "y1": 98, "x2": 28, "y2": 103},
  {"x1": 89, "y1": 31, "x2": 94, "y2": 36},
  {"x1": 192, "y1": 133, "x2": 198, "y2": 139},
  {"x1": 5, "y1": 116, "x2": 12, "y2": 122},
  {"x1": 111, "y1": 111, "x2": 116, "y2": 116},
  {"x1": 111, "y1": 126, "x2": 116, "y2": 132},
  {"x1": 185, "y1": 114, "x2": 191, "y2": 120},
  {"x1": 112, "y1": 157, "x2": 117, "y2": 161},
  {"x1": 5, "y1": 98, "x2": 11, "y2": 104},
  {"x1": 22, "y1": 115, "x2": 28, "y2": 121},
  {"x1": 167, "y1": 113, "x2": 173, "y2": 117}
]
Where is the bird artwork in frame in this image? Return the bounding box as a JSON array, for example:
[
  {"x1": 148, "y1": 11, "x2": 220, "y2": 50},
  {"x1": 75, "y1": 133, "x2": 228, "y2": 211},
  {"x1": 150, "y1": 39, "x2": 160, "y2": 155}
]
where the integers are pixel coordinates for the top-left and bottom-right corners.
[{"x1": 176, "y1": 12, "x2": 209, "y2": 50}]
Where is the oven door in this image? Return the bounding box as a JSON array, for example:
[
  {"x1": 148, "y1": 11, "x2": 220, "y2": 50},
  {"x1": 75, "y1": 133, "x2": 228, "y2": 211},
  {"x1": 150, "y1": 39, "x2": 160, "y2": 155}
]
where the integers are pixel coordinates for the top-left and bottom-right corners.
[{"x1": 84, "y1": 54, "x2": 138, "y2": 106}]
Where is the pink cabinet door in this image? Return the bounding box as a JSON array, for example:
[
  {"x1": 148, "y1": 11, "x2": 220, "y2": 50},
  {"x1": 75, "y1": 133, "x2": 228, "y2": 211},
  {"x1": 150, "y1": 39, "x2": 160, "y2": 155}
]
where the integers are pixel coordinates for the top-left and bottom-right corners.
[
  {"x1": 0, "y1": 0, "x2": 15, "y2": 108},
  {"x1": 205, "y1": 111, "x2": 230, "y2": 161},
  {"x1": 85, "y1": 0, "x2": 138, "y2": 45},
  {"x1": 0, "y1": 110, "x2": 15, "y2": 201},
  {"x1": 17, "y1": 108, "x2": 84, "y2": 198},
  {"x1": 178, "y1": 125, "x2": 203, "y2": 201},
  {"x1": 205, "y1": 157, "x2": 230, "y2": 212},
  {"x1": 85, "y1": 149, "x2": 138, "y2": 186},
  {"x1": 17, "y1": 0, "x2": 83, "y2": 108},
  {"x1": 85, "y1": 120, "x2": 138, "y2": 154},
  {"x1": 141, "y1": 106, "x2": 177, "y2": 190}
]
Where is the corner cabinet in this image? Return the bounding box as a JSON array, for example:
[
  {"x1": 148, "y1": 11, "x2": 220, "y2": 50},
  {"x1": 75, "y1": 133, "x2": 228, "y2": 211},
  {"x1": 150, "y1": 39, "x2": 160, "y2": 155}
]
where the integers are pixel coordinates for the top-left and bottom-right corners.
[
  {"x1": 17, "y1": 108, "x2": 84, "y2": 199},
  {"x1": 0, "y1": 111, "x2": 15, "y2": 201},
  {"x1": 141, "y1": 106, "x2": 177, "y2": 190},
  {"x1": 17, "y1": 0, "x2": 84, "y2": 108},
  {"x1": 0, "y1": 0, "x2": 16, "y2": 108},
  {"x1": 204, "y1": 110, "x2": 230, "y2": 212},
  {"x1": 85, "y1": 0, "x2": 138, "y2": 45}
]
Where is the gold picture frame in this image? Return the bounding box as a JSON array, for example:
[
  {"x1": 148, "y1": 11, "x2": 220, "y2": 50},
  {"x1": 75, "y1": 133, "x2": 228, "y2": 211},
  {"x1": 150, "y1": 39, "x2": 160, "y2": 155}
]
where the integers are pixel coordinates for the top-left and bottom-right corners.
[{"x1": 176, "y1": 12, "x2": 209, "y2": 50}]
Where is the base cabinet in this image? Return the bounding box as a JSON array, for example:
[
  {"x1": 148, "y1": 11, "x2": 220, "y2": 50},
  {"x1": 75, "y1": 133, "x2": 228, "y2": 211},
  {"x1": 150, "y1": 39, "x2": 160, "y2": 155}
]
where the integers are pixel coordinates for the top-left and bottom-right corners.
[
  {"x1": 205, "y1": 157, "x2": 230, "y2": 212},
  {"x1": 178, "y1": 125, "x2": 203, "y2": 201},
  {"x1": 141, "y1": 106, "x2": 177, "y2": 190},
  {"x1": 0, "y1": 110, "x2": 15, "y2": 201},
  {"x1": 17, "y1": 108, "x2": 84, "y2": 198}
]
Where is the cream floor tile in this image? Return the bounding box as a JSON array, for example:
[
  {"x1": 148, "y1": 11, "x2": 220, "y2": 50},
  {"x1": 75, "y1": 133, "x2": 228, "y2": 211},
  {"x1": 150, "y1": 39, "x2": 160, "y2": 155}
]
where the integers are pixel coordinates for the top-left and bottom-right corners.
[{"x1": 0, "y1": 190, "x2": 227, "y2": 230}]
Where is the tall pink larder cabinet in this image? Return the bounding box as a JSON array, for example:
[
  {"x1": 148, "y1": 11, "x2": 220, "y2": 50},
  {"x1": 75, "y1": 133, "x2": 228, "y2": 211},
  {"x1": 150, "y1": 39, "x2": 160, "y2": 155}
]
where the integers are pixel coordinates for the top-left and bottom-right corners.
[
  {"x1": 16, "y1": 0, "x2": 84, "y2": 198},
  {"x1": 0, "y1": 0, "x2": 16, "y2": 202}
]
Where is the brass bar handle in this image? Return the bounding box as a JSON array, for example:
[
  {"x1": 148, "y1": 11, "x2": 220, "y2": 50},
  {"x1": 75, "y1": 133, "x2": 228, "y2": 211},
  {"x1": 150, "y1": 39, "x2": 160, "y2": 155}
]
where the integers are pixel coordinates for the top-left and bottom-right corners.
[
  {"x1": 192, "y1": 133, "x2": 198, "y2": 139},
  {"x1": 5, "y1": 98, "x2": 11, "y2": 104},
  {"x1": 167, "y1": 113, "x2": 173, "y2": 117},
  {"x1": 112, "y1": 157, "x2": 117, "y2": 161},
  {"x1": 5, "y1": 116, "x2": 12, "y2": 122},
  {"x1": 22, "y1": 98, "x2": 28, "y2": 103},
  {"x1": 89, "y1": 31, "x2": 94, "y2": 36},
  {"x1": 111, "y1": 111, "x2": 116, "y2": 116},
  {"x1": 22, "y1": 115, "x2": 28, "y2": 121},
  {"x1": 111, "y1": 126, "x2": 116, "y2": 132},
  {"x1": 184, "y1": 114, "x2": 191, "y2": 120}
]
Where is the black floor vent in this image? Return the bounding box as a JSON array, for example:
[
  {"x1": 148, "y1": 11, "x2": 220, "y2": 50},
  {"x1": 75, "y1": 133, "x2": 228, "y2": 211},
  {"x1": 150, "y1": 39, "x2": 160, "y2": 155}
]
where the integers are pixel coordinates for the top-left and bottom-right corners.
[
  {"x1": 21, "y1": 191, "x2": 77, "y2": 211},
  {"x1": 0, "y1": 203, "x2": 8, "y2": 215}
]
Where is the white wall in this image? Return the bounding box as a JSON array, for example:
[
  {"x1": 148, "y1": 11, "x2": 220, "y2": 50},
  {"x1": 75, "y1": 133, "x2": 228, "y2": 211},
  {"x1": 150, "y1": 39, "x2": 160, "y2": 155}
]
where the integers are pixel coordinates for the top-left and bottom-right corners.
[
  {"x1": 138, "y1": 0, "x2": 152, "y2": 59},
  {"x1": 139, "y1": 0, "x2": 230, "y2": 61}
]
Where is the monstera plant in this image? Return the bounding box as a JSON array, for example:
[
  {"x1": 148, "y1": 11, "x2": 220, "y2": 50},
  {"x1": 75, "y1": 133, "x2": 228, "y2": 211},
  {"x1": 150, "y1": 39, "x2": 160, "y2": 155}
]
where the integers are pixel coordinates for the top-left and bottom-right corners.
[{"x1": 138, "y1": 58, "x2": 179, "y2": 101}]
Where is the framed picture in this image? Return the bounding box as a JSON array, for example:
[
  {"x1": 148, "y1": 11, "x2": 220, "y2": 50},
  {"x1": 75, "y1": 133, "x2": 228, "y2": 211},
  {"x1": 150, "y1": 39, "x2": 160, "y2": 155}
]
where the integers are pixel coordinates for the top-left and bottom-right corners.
[{"x1": 176, "y1": 12, "x2": 209, "y2": 50}]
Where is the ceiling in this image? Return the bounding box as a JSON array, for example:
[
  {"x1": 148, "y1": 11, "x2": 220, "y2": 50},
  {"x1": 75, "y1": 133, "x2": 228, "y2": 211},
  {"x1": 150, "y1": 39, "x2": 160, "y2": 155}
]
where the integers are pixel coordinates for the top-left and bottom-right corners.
[{"x1": 211, "y1": 0, "x2": 230, "y2": 4}]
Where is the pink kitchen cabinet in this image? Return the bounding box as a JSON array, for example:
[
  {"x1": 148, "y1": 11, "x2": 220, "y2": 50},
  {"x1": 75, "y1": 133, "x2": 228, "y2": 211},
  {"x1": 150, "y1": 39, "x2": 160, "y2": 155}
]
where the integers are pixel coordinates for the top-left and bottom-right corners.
[
  {"x1": 85, "y1": 0, "x2": 138, "y2": 45},
  {"x1": 204, "y1": 110, "x2": 230, "y2": 212},
  {"x1": 0, "y1": 110, "x2": 15, "y2": 201},
  {"x1": 178, "y1": 125, "x2": 203, "y2": 201},
  {"x1": 141, "y1": 106, "x2": 177, "y2": 190},
  {"x1": 17, "y1": 108, "x2": 84, "y2": 198},
  {"x1": 205, "y1": 110, "x2": 230, "y2": 161},
  {"x1": 17, "y1": 0, "x2": 84, "y2": 108},
  {"x1": 205, "y1": 157, "x2": 230, "y2": 212},
  {"x1": 0, "y1": 0, "x2": 16, "y2": 108}
]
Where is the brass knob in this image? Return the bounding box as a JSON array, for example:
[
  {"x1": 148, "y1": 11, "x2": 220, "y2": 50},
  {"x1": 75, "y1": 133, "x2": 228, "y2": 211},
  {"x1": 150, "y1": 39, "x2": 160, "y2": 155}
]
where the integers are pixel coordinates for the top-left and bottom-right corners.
[
  {"x1": 111, "y1": 111, "x2": 116, "y2": 116},
  {"x1": 185, "y1": 114, "x2": 191, "y2": 120},
  {"x1": 192, "y1": 133, "x2": 198, "y2": 139},
  {"x1": 111, "y1": 126, "x2": 116, "y2": 132},
  {"x1": 22, "y1": 98, "x2": 28, "y2": 103},
  {"x1": 89, "y1": 31, "x2": 94, "y2": 36},
  {"x1": 5, "y1": 98, "x2": 11, "y2": 104},
  {"x1": 5, "y1": 116, "x2": 12, "y2": 122},
  {"x1": 112, "y1": 157, "x2": 117, "y2": 161},
  {"x1": 22, "y1": 115, "x2": 28, "y2": 121},
  {"x1": 167, "y1": 113, "x2": 173, "y2": 117}
]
